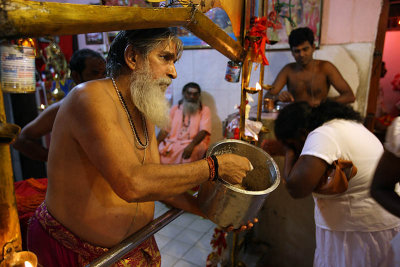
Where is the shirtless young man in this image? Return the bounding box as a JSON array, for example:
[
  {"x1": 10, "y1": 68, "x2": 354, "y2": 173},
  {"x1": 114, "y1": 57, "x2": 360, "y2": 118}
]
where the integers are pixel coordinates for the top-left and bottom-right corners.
[
  {"x1": 27, "y1": 28, "x2": 253, "y2": 266},
  {"x1": 267, "y1": 27, "x2": 355, "y2": 107}
]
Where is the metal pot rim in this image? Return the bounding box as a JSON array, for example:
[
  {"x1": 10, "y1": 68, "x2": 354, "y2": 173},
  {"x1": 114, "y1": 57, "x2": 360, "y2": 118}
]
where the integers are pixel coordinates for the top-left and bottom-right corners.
[{"x1": 206, "y1": 139, "x2": 280, "y2": 195}]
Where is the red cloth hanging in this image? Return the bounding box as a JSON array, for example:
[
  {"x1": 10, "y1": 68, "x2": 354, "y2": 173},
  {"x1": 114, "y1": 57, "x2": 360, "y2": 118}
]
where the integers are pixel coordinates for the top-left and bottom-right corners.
[{"x1": 246, "y1": 17, "x2": 270, "y2": 65}]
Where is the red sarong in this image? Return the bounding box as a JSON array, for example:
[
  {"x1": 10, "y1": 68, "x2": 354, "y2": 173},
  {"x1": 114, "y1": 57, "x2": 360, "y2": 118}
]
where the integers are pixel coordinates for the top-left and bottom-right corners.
[
  {"x1": 15, "y1": 178, "x2": 48, "y2": 250},
  {"x1": 27, "y1": 202, "x2": 161, "y2": 266}
]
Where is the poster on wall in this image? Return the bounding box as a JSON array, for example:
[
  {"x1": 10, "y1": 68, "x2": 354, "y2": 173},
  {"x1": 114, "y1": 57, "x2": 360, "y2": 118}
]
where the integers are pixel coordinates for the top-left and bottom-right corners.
[
  {"x1": 85, "y1": 32, "x2": 104, "y2": 45},
  {"x1": 174, "y1": 7, "x2": 236, "y2": 49},
  {"x1": 267, "y1": 0, "x2": 322, "y2": 50}
]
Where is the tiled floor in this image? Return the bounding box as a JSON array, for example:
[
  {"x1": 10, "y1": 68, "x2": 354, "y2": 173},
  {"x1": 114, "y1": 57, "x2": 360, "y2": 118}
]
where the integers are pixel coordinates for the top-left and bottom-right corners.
[{"x1": 153, "y1": 201, "x2": 216, "y2": 267}]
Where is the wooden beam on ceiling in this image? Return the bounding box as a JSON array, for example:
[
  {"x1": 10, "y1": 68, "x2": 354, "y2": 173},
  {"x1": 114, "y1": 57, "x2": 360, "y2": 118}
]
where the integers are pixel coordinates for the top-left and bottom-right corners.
[{"x1": 0, "y1": 0, "x2": 244, "y2": 61}]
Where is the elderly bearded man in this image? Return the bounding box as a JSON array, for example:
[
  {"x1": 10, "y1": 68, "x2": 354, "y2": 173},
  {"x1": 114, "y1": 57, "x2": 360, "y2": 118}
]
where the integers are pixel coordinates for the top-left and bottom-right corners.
[
  {"x1": 158, "y1": 82, "x2": 211, "y2": 164},
  {"x1": 26, "y1": 28, "x2": 254, "y2": 267}
]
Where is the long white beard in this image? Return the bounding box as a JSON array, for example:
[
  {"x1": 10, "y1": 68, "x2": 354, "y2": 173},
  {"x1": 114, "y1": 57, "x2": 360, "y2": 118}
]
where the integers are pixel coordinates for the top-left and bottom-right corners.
[
  {"x1": 183, "y1": 100, "x2": 200, "y2": 115},
  {"x1": 130, "y1": 64, "x2": 171, "y2": 129}
]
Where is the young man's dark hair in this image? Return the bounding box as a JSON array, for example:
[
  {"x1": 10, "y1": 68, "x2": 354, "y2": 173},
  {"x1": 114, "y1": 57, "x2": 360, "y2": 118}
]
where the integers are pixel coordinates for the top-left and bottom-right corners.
[
  {"x1": 69, "y1": 48, "x2": 104, "y2": 74},
  {"x1": 288, "y1": 27, "x2": 315, "y2": 49}
]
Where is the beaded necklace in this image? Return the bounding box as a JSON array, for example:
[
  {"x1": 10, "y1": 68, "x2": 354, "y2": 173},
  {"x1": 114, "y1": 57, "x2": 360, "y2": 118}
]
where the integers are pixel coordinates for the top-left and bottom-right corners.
[{"x1": 111, "y1": 78, "x2": 148, "y2": 164}]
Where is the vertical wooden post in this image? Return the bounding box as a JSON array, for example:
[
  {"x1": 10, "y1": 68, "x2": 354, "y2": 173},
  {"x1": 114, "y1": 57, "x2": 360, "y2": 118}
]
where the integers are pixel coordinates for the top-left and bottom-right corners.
[
  {"x1": 0, "y1": 90, "x2": 22, "y2": 262},
  {"x1": 365, "y1": 0, "x2": 390, "y2": 131}
]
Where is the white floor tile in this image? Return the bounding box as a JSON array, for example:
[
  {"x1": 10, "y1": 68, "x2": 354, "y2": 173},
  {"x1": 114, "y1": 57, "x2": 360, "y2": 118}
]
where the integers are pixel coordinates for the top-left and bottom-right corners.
[
  {"x1": 154, "y1": 201, "x2": 169, "y2": 218},
  {"x1": 182, "y1": 244, "x2": 211, "y2": 266},
  {"x1": 155, "y1": 233, "x2": 172, "y2": 250},
  {"x1": 155, "y1": 203, "x2": 224, "y2": 266},
  {"x1": 187, "y1": 218, "x2": 216, "y2": 233},
  {"x1": 196, "y1": 230, "x2": 214, "y2": 252},
  {"x1": 161, "y1": 253, "x2": 179, "y2": 267},
  {"x1": 161, "y1": 239, "x2": 193, "y2": 259},
  {"x1": 170, "y1": 213, "x2": 197, "y2": 228},
  {"x1": 158, "y1": 223, "x2": 185, "y2": 239},
  {"x1": 175, "y1": 228, "x2": 204, "y2": 244},
  {"x1": 173, "y1": 259, "x2": 201, "y2": 267}
]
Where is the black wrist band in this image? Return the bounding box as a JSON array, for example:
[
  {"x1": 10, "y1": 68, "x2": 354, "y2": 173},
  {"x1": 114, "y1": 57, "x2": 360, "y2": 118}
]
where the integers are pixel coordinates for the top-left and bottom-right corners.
[{"x1": 210, "y1": 155, "x2": 219, "y2": 181}]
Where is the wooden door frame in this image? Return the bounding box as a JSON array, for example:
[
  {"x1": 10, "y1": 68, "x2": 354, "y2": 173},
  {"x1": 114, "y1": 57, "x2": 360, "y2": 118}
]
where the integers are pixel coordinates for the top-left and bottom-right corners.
[{"x1": 365, "y1": 0, "x2": 390, "y2": 131}]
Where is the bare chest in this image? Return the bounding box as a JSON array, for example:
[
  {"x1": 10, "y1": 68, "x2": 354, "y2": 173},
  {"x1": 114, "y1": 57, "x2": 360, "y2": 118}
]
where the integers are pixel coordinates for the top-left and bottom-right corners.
[
  {"x1": 116, "y1": 111, "x2": 158, "y2": 164},
  {"x1": 287, "y1": 71, "x2": 330, "y2": 99}
]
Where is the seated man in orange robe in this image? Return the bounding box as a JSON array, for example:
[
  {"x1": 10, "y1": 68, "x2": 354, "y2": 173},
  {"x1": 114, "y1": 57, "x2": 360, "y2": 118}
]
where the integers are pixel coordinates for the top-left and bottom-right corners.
[{"x1": 158, "y1": 82, "x2": 211, "y2": 164}]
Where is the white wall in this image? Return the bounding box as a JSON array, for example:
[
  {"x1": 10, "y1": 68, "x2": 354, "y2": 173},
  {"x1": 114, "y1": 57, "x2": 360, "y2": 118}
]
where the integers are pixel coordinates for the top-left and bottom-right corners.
[{"x1": 167, "y1": 41, "x2": 372, "y2": 144}]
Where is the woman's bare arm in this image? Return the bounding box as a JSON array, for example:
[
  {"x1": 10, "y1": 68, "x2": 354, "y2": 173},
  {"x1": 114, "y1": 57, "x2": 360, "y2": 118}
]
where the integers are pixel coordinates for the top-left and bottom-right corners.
[{"x1": 371, "y1": 150, "x2": 400, "y2": 218}]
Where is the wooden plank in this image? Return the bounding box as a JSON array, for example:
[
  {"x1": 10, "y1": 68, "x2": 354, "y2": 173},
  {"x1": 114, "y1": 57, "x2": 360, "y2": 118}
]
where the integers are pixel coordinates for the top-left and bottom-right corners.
[
  {"x1": 365, "y1": 0, "x2": 390, "y2": 131},
  {"x1": 186, "y1": 9, "x2": 244, "y2": 61},
  {"x1": 0, "y1": 1, "x2": 190, "y2": 38},
  {"x1": 0, "y1": 0, "x2": 244, "y2": 61}
]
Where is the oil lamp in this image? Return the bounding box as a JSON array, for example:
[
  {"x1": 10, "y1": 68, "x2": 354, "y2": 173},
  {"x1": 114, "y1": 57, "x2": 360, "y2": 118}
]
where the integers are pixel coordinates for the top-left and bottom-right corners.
[{"x1": 0, "y1": 242, "x2": 37, "y2": 267}]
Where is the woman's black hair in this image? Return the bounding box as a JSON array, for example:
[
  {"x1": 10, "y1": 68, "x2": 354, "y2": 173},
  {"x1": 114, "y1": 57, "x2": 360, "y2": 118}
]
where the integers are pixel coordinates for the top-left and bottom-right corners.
[
  {"x1": 274, "y1": 100, "x2": 363, "y2": 142},
  {"x1": 274, "y1": 101, "x2": 312, "y2": 142},
  {"x1": 309, "y1": 100, "x2": 363, "y2": 130}
]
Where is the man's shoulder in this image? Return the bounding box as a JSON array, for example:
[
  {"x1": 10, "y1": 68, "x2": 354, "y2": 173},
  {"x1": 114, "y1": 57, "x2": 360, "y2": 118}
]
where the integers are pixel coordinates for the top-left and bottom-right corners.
[
  {"x1": 281, "y1": 63, "x2": 298, "y2": 74},
  {"x1": 66, "y1": 80, "x2": 110, "y2": 104},
  {"x1": 63, "y1": 80, "x2": 115, "y2": 116},
  {"x1": 316, "y1": 60, "x2": 336, "y2": 69},
  {"x1": 284, "y1": 62, "x2": 297, "y2": 69}
]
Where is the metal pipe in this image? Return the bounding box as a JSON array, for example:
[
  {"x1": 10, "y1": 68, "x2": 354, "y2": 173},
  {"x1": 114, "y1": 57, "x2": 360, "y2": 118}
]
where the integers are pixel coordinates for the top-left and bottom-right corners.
[
  {"x1": 239, "y1": 49, "x2": 252, "y2": 140},
  {"x1": 257, "y1": 64, "x2": 265, "y2": 121},
  {"x1": 86, "y1": 208, "x2": 184, "y2": 267}
]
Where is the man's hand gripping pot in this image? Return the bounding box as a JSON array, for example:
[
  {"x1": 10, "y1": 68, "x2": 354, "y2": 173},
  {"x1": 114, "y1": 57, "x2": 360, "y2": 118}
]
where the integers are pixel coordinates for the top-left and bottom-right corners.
[{"x1": 213, "y1": 154, "x2": 258, "y2": 231}]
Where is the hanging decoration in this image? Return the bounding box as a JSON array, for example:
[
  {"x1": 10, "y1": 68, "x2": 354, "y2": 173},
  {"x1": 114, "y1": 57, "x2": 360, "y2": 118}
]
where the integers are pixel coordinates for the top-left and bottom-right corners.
[
  {"x1": 377, "y1": 114, "x2": 396, "y2": 127},
  {"x1": 245, "y1": 16, "x2": 269, "y2": 66},
  {"x1": 41, "y1": 39, "x2": 69, "y2": 104},
  {"x1": 206, "y1": 227, "x2": 228, "y2": 267},
  {"x1": 244, "y1": 0, "x2": 294, "y2": 66}
]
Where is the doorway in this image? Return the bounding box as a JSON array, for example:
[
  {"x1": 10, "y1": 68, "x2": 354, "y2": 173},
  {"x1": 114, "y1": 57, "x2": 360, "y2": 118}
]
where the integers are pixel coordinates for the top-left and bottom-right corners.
[{"x1": 367, "y1": 0, "x2": 400, "y2": 140}]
